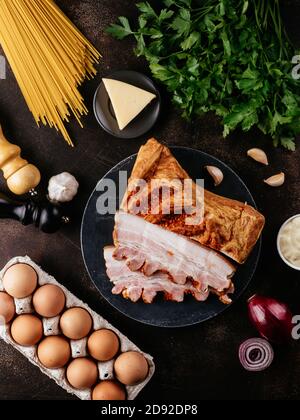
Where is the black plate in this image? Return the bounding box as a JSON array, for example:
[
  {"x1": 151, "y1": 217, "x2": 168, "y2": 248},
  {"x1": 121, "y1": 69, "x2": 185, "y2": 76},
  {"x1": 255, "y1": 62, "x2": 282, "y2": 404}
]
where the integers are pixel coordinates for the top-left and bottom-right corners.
[
  {"x1": 81, "y1": 147, "x2": 261, "y2": 328},
  {"x1": 93, "y1": 71, "x2": 161, "y2": 139}
]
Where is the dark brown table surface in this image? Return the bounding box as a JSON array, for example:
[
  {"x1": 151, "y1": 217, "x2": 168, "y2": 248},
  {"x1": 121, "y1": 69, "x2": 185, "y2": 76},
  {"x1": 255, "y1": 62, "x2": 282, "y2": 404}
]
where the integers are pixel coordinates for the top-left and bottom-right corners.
[{"x1": 0, "y1": 0, "x2": 300, "y2": 401}]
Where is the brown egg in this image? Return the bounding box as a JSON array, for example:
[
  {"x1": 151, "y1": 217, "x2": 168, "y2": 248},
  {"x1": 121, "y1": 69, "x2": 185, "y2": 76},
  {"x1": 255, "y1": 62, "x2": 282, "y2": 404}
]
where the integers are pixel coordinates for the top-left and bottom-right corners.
[
  {"x1": 11, "y1": 315, "x2": 43, "y2": 347},
  {"x1": 92, "y1": 381, "x2": 126, "y2": 401},
  {"x1": 60, "y1": 307, "x2": 92, "y2": 340},
  {"x1": 66, "y1": 358, "x2": 98, "y2": 390},
  {"x1": 38, "y1": 336, "x2": 71, "y2": 369},
  {"x1": 114, "y1": 352, "x2": 149, "y2": 386},
  {"x1": 3, "y1": 264, "x2": 38, "y2": 298},
  {"x1": 33, "y1": 284, "x2": 65, "y2": 318},
  {"x1": 0, "y1": 292, "x2": 15, "y2": 324},
  {"x1": 88, "y1": 329, "x2": 120, "y2": 362}
]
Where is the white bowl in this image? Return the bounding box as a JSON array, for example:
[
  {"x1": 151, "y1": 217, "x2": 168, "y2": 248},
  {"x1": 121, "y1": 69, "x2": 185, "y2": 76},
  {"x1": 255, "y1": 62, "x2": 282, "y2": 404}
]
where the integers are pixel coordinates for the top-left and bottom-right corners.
[{"x1": 277, "y1": 214, "x2": 300, "y2": 271}]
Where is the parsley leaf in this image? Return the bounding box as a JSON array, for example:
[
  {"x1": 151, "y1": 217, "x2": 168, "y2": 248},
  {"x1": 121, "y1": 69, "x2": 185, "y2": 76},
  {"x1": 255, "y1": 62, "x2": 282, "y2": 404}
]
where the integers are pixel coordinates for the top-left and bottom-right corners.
[
  {"x1": 106, "y1": 17, "x2": 133, "y2": 40},
  {"x1": 280, "y1": 137, "x2": 296, "y2": 151}
]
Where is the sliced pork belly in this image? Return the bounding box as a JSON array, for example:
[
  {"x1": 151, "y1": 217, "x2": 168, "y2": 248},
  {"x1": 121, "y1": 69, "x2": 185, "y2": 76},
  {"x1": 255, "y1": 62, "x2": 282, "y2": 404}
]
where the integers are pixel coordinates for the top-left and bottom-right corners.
[
  {"x1": 113, "y1": 211, "x2": 236, "y2": 294},
  {"x1": 104, "y1": 247, "x2": 210, "y2": 303}
]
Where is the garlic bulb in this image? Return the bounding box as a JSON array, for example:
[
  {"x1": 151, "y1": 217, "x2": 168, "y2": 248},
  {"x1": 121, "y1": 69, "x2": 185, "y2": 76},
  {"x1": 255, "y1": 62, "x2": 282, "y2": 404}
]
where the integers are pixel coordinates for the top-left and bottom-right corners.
[{"x1": 48, "y1": 173, "x2": 79, "y2": 203}]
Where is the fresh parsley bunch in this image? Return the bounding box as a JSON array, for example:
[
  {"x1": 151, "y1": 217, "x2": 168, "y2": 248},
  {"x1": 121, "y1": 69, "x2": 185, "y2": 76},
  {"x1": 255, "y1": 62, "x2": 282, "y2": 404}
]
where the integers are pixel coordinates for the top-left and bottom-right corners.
[{"x1": 107, "y1": 0, "x2": 300, "y2": 150}]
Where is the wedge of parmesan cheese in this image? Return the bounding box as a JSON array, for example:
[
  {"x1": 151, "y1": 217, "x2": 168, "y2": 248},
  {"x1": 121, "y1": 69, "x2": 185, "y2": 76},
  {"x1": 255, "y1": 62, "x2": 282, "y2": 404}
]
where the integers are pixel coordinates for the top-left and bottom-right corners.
[{"x1": 103, "y1": 78, "x2": 156, "y2": 130}]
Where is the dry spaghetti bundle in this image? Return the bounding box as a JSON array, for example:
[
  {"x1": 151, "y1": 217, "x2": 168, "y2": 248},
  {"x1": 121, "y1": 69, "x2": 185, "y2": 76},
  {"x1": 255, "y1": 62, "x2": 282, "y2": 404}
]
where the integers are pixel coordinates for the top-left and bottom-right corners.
[{"x1": 0, "y1": 0, "x2": 101, "y2": 146}]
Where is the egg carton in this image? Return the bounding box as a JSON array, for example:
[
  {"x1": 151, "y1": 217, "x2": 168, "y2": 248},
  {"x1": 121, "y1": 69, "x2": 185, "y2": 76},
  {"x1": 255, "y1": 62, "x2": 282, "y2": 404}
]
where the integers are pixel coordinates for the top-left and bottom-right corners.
[{"x1": 0, "y1": 256, "x2": 155, "y2": 400}]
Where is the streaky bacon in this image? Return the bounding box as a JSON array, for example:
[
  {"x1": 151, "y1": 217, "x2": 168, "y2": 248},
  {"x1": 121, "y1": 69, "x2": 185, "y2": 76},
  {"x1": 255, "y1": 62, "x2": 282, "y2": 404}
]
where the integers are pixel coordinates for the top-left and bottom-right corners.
[
  {"x1": 113, "y1": 211, "x2": 236, "y2": 294},
  {"x1": 104, "y1": 247, "x2": 210, "y2": 303}
]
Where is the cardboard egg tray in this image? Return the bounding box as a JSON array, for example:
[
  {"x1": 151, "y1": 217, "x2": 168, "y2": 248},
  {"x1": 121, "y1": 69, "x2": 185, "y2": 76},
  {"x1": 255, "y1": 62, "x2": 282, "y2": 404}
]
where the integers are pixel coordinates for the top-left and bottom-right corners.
[{"x1": 0, "y1": 256, "x2": 155, "y2": 400}]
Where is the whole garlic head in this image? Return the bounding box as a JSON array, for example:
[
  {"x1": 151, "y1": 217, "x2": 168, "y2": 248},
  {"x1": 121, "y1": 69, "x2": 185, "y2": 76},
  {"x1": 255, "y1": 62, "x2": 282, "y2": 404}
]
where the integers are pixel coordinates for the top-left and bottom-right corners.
[{"x1": 48, "y1": 172, "x2": 79, "y2": 203}]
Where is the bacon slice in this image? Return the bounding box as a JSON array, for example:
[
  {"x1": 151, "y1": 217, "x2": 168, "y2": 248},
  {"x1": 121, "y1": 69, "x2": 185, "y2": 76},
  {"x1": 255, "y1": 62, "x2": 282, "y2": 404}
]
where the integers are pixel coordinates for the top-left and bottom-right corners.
[
  {"x1": 104, "y1": 247, "x2": 210, "y2": 303},
  {"x1": 113, "y1": 211, "x2": 236, "y2": 294}
]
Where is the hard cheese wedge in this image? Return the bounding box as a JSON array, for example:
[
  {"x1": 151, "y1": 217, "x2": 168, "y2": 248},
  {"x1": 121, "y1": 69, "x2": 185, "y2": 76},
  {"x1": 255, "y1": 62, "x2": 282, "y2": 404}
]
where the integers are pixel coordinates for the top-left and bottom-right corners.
[{"x1": 103, "y1": 78, "x2": 156, "y2": 130}]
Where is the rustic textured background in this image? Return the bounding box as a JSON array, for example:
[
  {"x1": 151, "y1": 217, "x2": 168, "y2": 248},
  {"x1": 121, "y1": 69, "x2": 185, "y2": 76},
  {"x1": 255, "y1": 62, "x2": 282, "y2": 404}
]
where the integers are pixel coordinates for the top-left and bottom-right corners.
[{"x1": 0, "y1": 0, "x2": 300, "y2": 400}]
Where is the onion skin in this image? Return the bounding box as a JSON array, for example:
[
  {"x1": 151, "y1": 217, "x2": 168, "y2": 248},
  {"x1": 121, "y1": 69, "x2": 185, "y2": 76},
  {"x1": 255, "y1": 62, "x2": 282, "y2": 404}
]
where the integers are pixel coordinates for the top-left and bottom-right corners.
[
  {"x1": 239, "y1": 338, "x2": 274, "y2": 372},
  {"x1": 248, "y1": 295, "x2": 293, "y2": 344}
]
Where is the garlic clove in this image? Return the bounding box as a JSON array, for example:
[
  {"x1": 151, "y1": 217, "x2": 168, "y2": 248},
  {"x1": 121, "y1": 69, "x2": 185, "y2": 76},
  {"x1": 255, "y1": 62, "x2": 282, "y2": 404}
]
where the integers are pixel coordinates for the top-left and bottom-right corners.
[
  {"x1": 205, "y1": 166, "x2": 224, "y2": 187},
  {"x1": 264, "y1": 172, "x2": 285, "y2": 187},
  {"x1": 247, "y1": 148, "x2": 269, "y2": 166}
]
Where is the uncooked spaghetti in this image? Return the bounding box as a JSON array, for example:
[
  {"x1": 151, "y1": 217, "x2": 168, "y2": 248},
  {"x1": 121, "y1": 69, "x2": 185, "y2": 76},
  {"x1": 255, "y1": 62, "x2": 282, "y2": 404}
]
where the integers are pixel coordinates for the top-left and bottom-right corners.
[{"x1": 0, "y1": 0, "x2": 101, "y2": 146}]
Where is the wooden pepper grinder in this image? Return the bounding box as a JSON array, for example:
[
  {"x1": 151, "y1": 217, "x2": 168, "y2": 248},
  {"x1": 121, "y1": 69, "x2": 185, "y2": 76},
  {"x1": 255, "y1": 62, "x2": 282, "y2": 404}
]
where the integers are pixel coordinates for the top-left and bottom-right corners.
[{"x1": 0, "y1": 124, "x2": 41, "y2": 195}]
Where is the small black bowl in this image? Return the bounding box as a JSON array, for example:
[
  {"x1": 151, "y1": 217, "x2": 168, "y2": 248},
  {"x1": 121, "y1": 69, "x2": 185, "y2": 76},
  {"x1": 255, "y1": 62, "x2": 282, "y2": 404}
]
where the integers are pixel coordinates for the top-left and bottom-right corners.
[{"x1": 93, "y1": 70, "x2": 161, "y2": 139}]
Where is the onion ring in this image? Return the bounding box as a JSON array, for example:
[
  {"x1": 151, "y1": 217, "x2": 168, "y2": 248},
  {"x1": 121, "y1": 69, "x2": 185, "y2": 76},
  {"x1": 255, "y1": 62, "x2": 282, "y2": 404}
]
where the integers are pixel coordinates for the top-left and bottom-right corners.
[{"x1": 239, "y1": 338, "x2": 274, "y2": 372}]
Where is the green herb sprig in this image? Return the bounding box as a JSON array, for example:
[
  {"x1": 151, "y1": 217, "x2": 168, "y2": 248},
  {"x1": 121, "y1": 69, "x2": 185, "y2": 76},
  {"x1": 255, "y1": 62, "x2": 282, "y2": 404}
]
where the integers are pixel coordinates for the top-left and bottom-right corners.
[{"x1": 107, "y1": 0, "x2": 300, "y2": 150}]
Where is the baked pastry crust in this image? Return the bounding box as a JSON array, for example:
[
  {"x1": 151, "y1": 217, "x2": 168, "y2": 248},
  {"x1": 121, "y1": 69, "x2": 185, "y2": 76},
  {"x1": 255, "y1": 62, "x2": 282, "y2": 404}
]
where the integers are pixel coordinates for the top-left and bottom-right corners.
[{"x1": 121, "y1": 138, "x2": 265, "y2": 264}]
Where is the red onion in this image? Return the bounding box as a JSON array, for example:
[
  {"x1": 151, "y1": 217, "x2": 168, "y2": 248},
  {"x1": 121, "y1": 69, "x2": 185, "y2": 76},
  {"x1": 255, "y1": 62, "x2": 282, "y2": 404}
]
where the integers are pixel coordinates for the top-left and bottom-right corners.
[
  {"x1": 248, "y1": 295, "x2": 293, "y2": 343},
  {"x1": 239, "y1": 338, "x2": 274, "y2": 372}
]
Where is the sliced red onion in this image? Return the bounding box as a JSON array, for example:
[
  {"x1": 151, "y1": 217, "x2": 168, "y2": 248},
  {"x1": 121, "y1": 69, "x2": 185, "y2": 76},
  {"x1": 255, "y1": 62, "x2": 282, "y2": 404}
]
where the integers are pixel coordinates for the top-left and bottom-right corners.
[{"x1": 239, "y1": 338, "x2": 274, "y2": 372}]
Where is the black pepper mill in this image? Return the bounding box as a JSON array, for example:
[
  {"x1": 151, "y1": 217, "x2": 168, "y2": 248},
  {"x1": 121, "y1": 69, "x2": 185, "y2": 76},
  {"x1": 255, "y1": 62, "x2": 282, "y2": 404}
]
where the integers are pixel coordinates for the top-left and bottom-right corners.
[{"x1": 0, "y1": 193, "x2": 69, "y2": 233}]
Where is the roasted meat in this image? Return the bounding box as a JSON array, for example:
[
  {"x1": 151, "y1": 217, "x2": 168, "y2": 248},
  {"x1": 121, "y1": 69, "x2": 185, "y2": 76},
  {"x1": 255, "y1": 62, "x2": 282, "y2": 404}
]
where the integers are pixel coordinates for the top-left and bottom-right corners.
[{"x1": 121, "y1": 138, "x2": 265, "y2": 264}]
